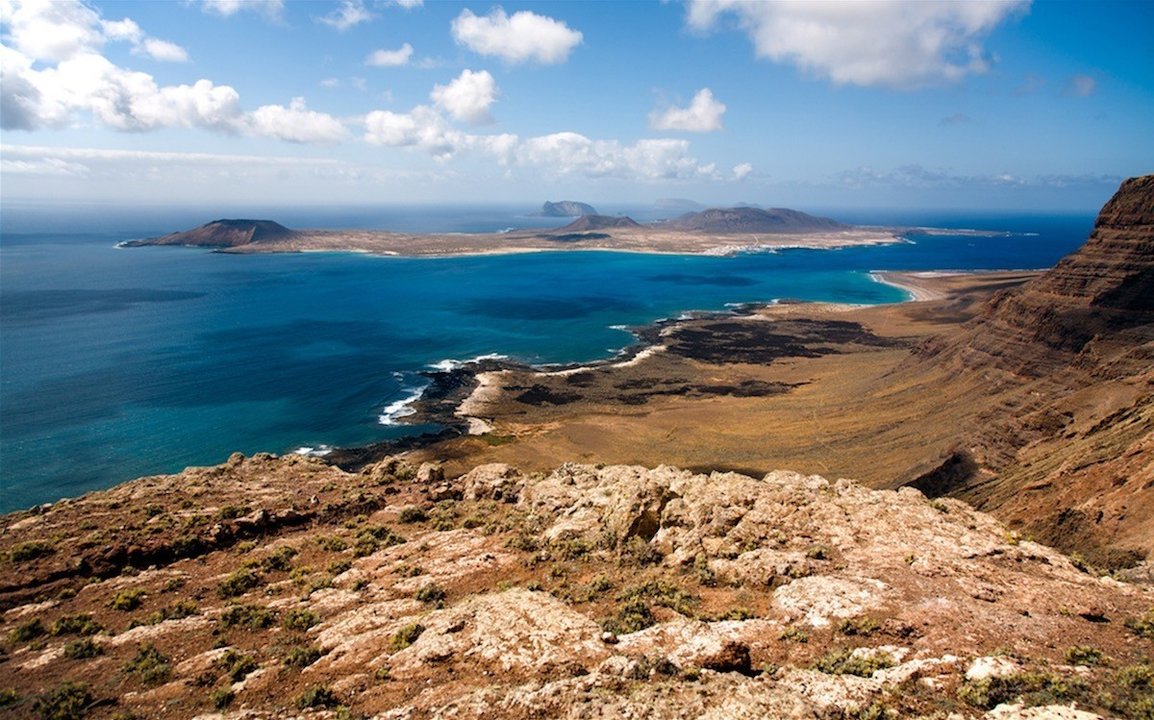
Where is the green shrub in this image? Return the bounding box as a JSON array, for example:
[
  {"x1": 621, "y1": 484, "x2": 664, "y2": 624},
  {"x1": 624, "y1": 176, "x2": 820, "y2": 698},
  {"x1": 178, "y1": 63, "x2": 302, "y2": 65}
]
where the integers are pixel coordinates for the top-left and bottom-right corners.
[
  {"x1": 398, "y1": 506, "x2": 428, "y2": 524},
  {"x1": 282, "y1": 608, "x2": 319, "y2": 632},
  {"x1": 32, "y1": 682, "x2": 91, "y2": 720},
  {"x1": 618, "y1": 579, "x2": 698, "y2": 616},
  {"x1": 217, "y1": 649, "x2": 258, "y2": 682},
  {"x1": 216, "y1": 505, "x2": 248, "y2": 520},
  {"x1": 10, "y1": 618, "x2": 46, "y2": 643},
  {"x1": 9, "y1": 541, "x2": 55, "y2": 563},
  {"x1": 50, "y1": 615, "x2": 102, "y2": 637},
  {"x1": 217, "y1": 568, "x2": 262, "y2": 598},
  {"x1": 389, "y1": 623, "x2": 425, "y2": 653},
  {"x1": 0, "y1": 689, "x2": 19, "y2": 708},
  {"x1": 601, "y1": 599, "x2": 656, "y2": 635},
  {"x1": 814, "y1": 648, "x2": 895, "y2": 677},
  {"x1": 211, "y1": 688, "x2": 234, "y2": 710},
  {"x1": 779, "y1": 625, "x2": 809, "y2": 643},
  {"x1": 63, "y1": 638, "x2": 103, "y2": 660},
  {"x1": 107, "y1": 588, "x2": 146, "y2": 611},
  {"x1": 260, "y1": 546, "x2": 298, "y2": 572},
  {"x1": 285, "y1": 645, "x2": 322, "y2": 668},
  {"x1": 1065, "y1": 645, "x2": 1103, "y2": 666},
  {"x1": 619, "y1": 536, "x2": 662, "y2": 566},
  {"x1": 145, "y1": 599, "x2": 199, "y2": 625},
  {"x1": 957, "y1": 671, "x2": 1086, "y2": 709},
  {"x1": 315, "y1": 535, "x2": 348, "y2": 552},
  {"x1": 837, "y1": 617, "x2": 879, "y2": 636},
  {"x1": 1125, "y1": 609, "x2": 1154, "y2": 639},
  {"x1": 295, "y1": 685, "x2": 338, "y2": 709},
  {"x1": 219, "y1": 604, "x2": 277, "y2": 631},
  {"x1": 122, "y1": 644, "x2": 171, "y2": 686},
  {"x1": 415, "y1": 584, "x2": 446, "y2": 604}
]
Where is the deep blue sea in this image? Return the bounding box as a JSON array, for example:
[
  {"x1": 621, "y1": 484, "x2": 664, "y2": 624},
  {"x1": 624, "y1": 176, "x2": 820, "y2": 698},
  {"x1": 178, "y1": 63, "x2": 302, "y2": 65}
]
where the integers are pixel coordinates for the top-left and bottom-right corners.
[{"x1": 0, "y1": 205, "x2": 1094, "y2": 511}]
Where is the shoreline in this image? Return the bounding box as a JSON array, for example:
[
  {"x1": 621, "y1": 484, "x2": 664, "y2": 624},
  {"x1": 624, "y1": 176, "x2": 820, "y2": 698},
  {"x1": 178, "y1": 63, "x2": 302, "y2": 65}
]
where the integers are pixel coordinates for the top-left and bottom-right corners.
[{"x1": 327, "y1": 269, "x2": 1021, "y2": 472}]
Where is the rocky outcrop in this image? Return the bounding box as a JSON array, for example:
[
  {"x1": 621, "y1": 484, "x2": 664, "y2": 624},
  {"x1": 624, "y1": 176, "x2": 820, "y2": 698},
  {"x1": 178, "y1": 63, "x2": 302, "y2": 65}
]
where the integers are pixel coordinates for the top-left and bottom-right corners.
[
  {"x1": 539, "y1": 200, "x2": 598, "y2": 217},
  {"x1": 123, "y1": 219, "x2": 298, "y2": 248},
  {"x1": 663, "y1": 207, "x2": 848, "y2": 233},
  {"x1": 3, "y1": 458, "x2": 1149, "y2": 719}
]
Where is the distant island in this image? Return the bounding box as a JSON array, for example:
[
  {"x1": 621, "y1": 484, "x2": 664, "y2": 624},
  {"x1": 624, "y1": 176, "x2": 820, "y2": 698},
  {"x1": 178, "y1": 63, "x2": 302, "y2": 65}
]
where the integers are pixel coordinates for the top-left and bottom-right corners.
[
  {"x1": 121, "y1": 206, "x2": 901, "y2": 257},
  {"x1": 538, "y1": 200, "x2": 598, "y2": 217}
]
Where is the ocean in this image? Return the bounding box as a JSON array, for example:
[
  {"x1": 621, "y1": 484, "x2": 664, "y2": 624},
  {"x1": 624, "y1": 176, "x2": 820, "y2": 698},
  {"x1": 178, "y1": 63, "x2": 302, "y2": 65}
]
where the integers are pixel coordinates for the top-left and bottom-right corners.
[{"x1": 0, "y1": 205, "x2": 1094, "y2": 512}]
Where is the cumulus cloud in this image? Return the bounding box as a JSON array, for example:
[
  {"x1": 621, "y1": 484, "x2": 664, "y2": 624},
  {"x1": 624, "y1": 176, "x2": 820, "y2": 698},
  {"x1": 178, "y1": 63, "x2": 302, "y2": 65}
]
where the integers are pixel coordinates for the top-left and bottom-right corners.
[
  {"x1": 318, "y1": 0, "x2": 374, "y2": 31},
  {"x1": 138, "y1": 38, "x2": 189, "y2": 62},
  {"x1": 430, "y1": 69, "x2": 497, "y2": 124},
  {"x1": 451, "y1": 8, "x2": 582, "y2": 65},
  {"x1": 686, "y1": 0, "x2": 1029, "y2": 89},
  {"x1": 364, "y1": 105, "x2": 464, "y2": 157},
  {"x1": 365, "y1": 43, "x2": 413, "y2": 67},
  {"x1": 247, "y1": 97, "x2": 348, "y2": 143},
  {"x1": 1065, "y1": 74, "x2": 1096, "y2": 97},
  {"x1": 650, "y1": 88, "x2": 726, "y2": 132},
  {"x1": 390, "y1": 0, "x2": 423, "y2": 7},
  {"x1": 733, "y1": 162, "x2": 753, "y2": 181},
  {"x1": 197, "y1": 0, "x2": 284, "y2": 20}
]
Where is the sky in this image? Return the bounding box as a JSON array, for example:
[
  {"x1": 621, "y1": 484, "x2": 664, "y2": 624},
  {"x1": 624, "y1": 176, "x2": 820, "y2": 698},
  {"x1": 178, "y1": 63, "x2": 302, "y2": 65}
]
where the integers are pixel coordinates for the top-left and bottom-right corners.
[{"x1": 1, "y1": 0, "x2": 1152, "y2": 212}]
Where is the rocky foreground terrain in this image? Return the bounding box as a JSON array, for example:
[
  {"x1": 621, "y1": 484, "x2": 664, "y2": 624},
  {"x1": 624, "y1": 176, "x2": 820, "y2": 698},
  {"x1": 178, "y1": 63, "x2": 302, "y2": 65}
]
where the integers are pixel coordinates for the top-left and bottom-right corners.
[{"x1": 1, "y1": 456, "x2": 1151, "y2": 719}]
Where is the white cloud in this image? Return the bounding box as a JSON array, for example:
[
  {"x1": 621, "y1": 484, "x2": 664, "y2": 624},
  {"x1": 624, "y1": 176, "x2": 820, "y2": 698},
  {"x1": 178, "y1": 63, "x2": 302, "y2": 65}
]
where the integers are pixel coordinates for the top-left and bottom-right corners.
[
  {"x1": 247, "y1": 97, "x2": 348, "y2": 143},
  {"x1": 516, "y1": 133, "x2": 715, "y2": 180},
  {"x1": 686, "y1": 0, "x2": 1029, "y2": 89},
  {"x1": 364, "y1": 105, "x2": 463, "y2": 157},
  {"x1": 197, "y1": 0, "x2": 284, "y2": 20},
  {"x1": 390, "y1": 0, "x2": 423, "y2": 7},
  {"x1": 318, "y1": 0, "x2": 374, "y2": 31},
  {"x1": 451, "y1": 8, "x2": 582, "y2": 65},
  {"x1": 138, "y1": 38, "x2": 190, "y2": 62},
  {"x1": 0, "y1": 156, "x2": 90, "y2": 176},
  {"x1": 1065, "y1": 74, "x2": 1096, "y2": 97},
  {"x1": 2, "y1": 0, "x2": 104, "y2": 61},
  {"x1": 650, "y1": 88, "x2": 726, "y2": 132},
  {"x1": 365, "y1": 43, "x2": 413, "y2": 67},
  {"x1": 430, "y1": 69, "x2": 497, "y2": 124},
  {"x1": 733, "y1": 162, "x2": 752, "y2": 181}
]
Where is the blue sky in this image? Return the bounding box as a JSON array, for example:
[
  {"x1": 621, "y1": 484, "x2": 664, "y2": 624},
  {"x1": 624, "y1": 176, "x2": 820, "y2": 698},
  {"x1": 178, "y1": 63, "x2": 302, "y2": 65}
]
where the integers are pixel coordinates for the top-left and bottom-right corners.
[{"x1": 2, "y1": 0, "x2": 1152, "y2": 210}]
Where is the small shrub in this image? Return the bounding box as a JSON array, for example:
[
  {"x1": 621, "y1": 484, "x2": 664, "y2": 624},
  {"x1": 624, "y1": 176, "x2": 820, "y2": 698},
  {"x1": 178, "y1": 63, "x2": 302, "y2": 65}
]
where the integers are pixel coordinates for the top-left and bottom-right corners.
[
  {"x1": 296, "y1": 685, "x2": 338, "y2": 709},
  {"x1": 122, "y1": 644, "x2": 171, "y2": 686},
  {"x1": 216, "y1": 505, "x2": 248, "y2": 520},
  {"x1": 398, "y1": 506, "x2": 428, "y2": 524},
  {"x1": 619, "y1": 579, "x2": 698, "y2": 616},
  {"x1": 619, "y1": 536, "x2": 662, "y2": 566},
  {"x1": 285, "y1": 645, "x2": 322, "y2": 668},
  {"x1": 1065, "y1": 645, "x2": 1103, "y2": 666},
  {"x1": 63, "y1": 638, "x2": 103, "y2": 660},
  {"x1": 814, "y1": 648, "x2": 895, "y2": 677},
  {"x1": 260, "y1": 546, "x2": 298, "y2": 572},
  {"x1": 779, "y1": 625, "x2": 809, "y2": 643},
  {"x1": 806, "y1": 545, "x2": 830, "y2": 560},
  {"x1": 957, "y1": 671, "x2": 1085, "y2": 709},
  {"x1": 145, "y1": 599, "x2": 199, "y2": 625},
  {"x1": 714, "y1": 607, "x2": 756, "y2": 621},
  {"x1": 10, "y1": 618, "x2": 46, "y2": 643},
  {"x1": 315, "y1": 535, "x2": 348, "y2": 552},
  {"x1": 552, "y1": 538, "x2": 593, "y2": 561},
  {"x1": 51, "y1": 614, "x2": 102, "y2": 637},
  {"x1": 837, "y1": 617, "x2": 879, "y2": 636},
  {"x1": 415, "y1": 584, "x2": 446, "y2": 604},
  {"x1": 9, "y1": 541, "x2": 55, "y2": 563},
  {"x1": 389, "y1": 623, "x2": 425, "y2": 653},
  {"x1": 396, "y1": 564, "x2": 424, "y2": 577},
  {"x1": 1124, "y1": 609, "x2": 1154, "y2": 639},
  {"x1": 211, "y1": 688, "x2": 234, "y2": 710},
  {"x1": 32, "y1": 682, "x2": 91, "y2": 720},
  {"x1": 505, "y1": 534, "x2": 539, "y2": 552},
  {"x1": 601, "y1": 599, "x2": 656, "y2": 635},
  {"x1": 219, "y1": 604, "x2": 277, "y2": 631},
  {"x1": 217, "y1": 649, "x2": 258, "y2": 682},
  {"x1": 107, "y1": 588, "x2": 146, "y2": 611},
  {"x1": 217, "y1": 568, "x2": 262, "y2": 598},
  {"x1": 283, "y1": 608, "x2": 320, "y2": 631},
  {"x1": 0, "y1": 689, "x2": 19, "y2": 708}
]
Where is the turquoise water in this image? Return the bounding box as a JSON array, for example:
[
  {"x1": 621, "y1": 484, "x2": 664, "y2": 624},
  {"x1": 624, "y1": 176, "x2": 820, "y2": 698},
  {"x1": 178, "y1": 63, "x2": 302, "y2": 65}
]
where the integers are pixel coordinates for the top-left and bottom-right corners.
[{"x1": 0, "y1": 208, "x2": 1093, "y2": 511}]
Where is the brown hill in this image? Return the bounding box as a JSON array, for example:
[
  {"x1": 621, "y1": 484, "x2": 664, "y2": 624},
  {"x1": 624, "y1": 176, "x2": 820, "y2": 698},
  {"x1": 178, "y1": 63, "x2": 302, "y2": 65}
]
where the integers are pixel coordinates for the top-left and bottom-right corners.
[
  {"x1": 124, "y1": 219, "x2": 298, "y2": 248},
  {"x1": 663, "y1": 207, "x2": 848, "y2": 233},
  {"x1": 907, "y1": 175, "x2": 1154, "y2": 565},
  {"x1": 554, "y1": 214, "x2": 642, "y2": 232}
]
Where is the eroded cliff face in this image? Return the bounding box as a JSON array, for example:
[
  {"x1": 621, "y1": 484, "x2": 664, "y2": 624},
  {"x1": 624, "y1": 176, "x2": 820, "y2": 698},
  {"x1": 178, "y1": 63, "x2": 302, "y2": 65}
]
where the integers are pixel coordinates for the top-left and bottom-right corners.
[
  {"x1": 909, "y1": 176, "x2": 1154, "y2": 566},
  {"x1": 1, "y1": 457, "x2": 1150, "y2": 719}
]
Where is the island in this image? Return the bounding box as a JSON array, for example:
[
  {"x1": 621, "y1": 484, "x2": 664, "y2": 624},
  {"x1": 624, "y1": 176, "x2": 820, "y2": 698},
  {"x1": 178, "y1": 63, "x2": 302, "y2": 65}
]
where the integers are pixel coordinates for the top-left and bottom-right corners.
[{"x1": 120, "y1": 207, "x2": 903, "y2": 256}]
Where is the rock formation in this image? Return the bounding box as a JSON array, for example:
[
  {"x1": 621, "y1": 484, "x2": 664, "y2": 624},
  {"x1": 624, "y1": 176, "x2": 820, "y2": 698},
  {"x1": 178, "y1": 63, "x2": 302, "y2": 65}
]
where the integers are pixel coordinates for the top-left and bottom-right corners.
[
  {"x1": 663, "y1": 207, "x2": 848, "y2": 233},
  {"x1": 1, "y1": 456, "x2": 1150, "y2": 718},
  {"x1": 553, "y1": 214, "x2": 641, "y2": 232},
  {"x1": 539, "y1": 200, "x2": 598, "y2": 217}
]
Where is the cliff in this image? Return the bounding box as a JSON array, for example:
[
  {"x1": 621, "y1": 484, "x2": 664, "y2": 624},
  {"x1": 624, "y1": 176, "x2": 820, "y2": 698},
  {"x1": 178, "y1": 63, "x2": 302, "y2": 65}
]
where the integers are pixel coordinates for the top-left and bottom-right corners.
[
  {"x1": 663, "y1": 207, "x2": 848, "y2": 233},
  {"x1": 907, "y1": 175, "x2": 1154, "y2": 565},
  {"x1": 123, "y1": 219, "x2": 298, "y2": 249},
  {"x1": 539, "y1": 200, "x2": 598, "y2": 217},
  {"x1": 2, "y1": 456, "x2": 1150, "y2": 718}
]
